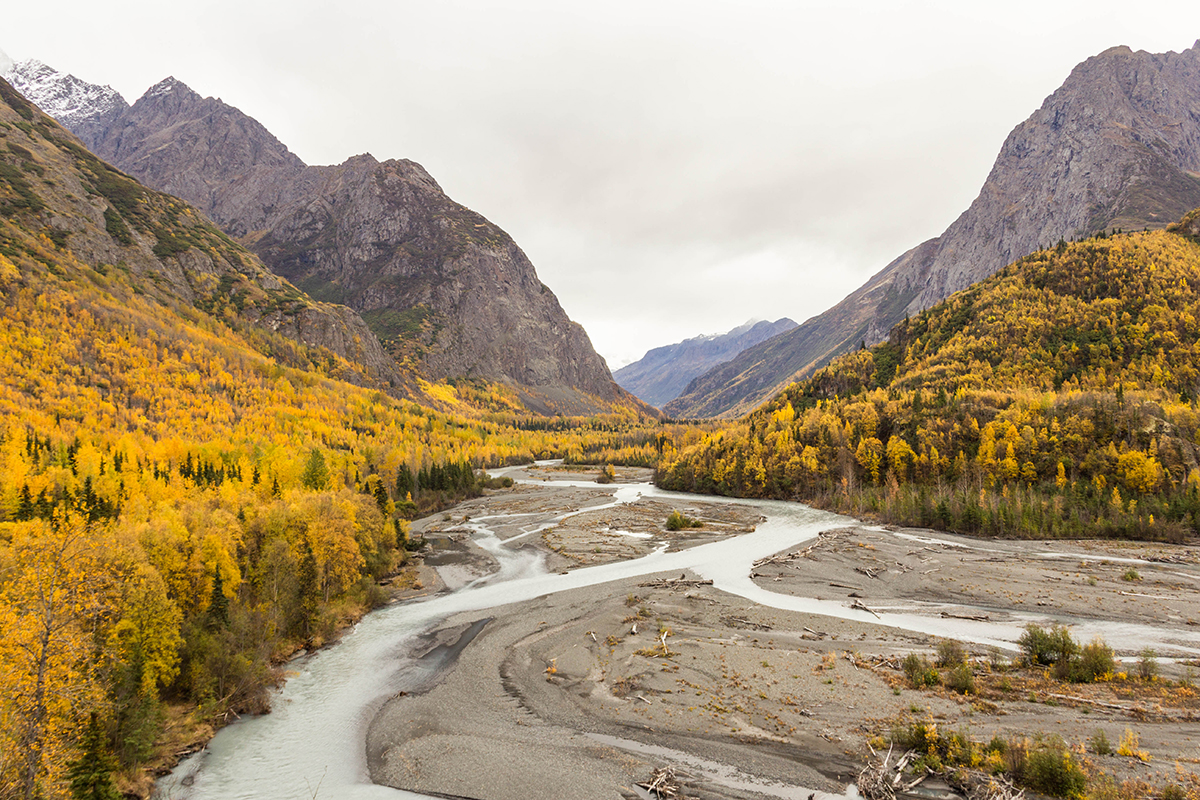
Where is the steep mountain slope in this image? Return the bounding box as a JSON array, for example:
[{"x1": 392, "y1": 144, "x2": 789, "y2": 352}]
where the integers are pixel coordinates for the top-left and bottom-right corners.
[
  {"x1": 615, "y1": 317, "x2": 796, "y2": 407},
  {"x1": 666, "y1": 41, "x2": 1200, "y2": 419},
  {"x1": 0, "y1": 77, "x2": 402, "y2": 392},
  {"x1": 10, "y1": 61, "x2": 635, "y2": 415},
  {"x1": 660, "y1": 214, "x2": 1200, "y2": 541}
]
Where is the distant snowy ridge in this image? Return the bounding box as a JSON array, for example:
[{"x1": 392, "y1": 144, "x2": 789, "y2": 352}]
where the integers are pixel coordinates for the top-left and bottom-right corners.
[{"x1": 2, "y1": 57, "x2": 128, "y2": 141}]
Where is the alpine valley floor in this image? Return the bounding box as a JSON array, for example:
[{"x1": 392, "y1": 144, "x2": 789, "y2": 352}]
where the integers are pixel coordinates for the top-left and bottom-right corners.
[{"x1": 364, "y1": 465, "x2": 1200, "y2": 800}]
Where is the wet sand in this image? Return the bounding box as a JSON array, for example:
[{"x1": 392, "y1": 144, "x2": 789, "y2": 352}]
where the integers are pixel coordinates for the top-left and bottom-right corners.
[{"x1": 368, "y1": 470, "x2": 1200, "y2": 799}]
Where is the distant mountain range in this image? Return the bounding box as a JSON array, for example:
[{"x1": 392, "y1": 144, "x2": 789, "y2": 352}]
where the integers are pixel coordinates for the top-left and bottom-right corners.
[
  {"x1": 613, "y1": 318, "x2": 796, "y2": 408},
  {"x1": 3, "y1": 58, "x2": 642, "y2": 416},
  {"x1": 665, "y1": 41, "x2": 1200, "y2": 418}
]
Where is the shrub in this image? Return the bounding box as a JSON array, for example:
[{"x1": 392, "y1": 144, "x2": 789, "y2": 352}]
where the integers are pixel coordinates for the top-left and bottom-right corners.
[
  {"x1": 936, "y1": 639, "x2": 967, "y2": 667},
  {"x1": 596, "y1": 464, "x2": 616, "y2": 484},
  {"x1": 666, "y1": 510, "x2": 702, "y2": 531},
  {"x1": 1116, "y1": 727, "x2": 1149, "y2": 761},
  {"x1": 902, "y1": 653, "x2": 939, "y2": 688},
  {"x1": 1018, "y1": 623, "x2": 1077, "y2": 667},
  {"x1": 1137, "y1": 648, "x2": 1158, "y2": 681},
  {"x1": 1019, "y1": 736, "x2": 1087, "y2": 798},
  {"x1": 1089, "y1": 729, "x2": 1112, "y2": 755},
  {"x1": 946, "y1": 662, "x2": 975, "y2": 695},
  {"x1": 1122, "y1": 567, "x2": 1141, "y2": 581},
  {"x1": 1070, "y1": 637, "x2": 1116, "y2": 682}
]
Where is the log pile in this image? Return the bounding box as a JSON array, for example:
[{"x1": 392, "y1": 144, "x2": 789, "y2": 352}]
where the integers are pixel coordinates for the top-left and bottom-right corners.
[
  {"x1": 639, "y1": 573, "x2": 713, "y2": 589},
  {"x1": 857, "y1": 746, "x2": 926, "y2": 800},
  {"x1": 751, "y1": 530, "x2": 843, "y2": 569}
]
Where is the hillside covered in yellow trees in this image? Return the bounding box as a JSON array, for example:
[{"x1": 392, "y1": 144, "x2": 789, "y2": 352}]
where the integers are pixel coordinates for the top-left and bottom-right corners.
[
  {"x1": 0, "y1": 78, "x2": 659, "y2": 798},
  {"x1": 660, "y1": 212, "x2": 1200, "y2": 542}
]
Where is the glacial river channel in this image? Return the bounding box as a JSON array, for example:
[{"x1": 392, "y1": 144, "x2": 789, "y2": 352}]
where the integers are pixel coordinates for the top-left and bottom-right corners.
[{"x1": 156, "y1": 462, "x2": 1200, "y2": 800}]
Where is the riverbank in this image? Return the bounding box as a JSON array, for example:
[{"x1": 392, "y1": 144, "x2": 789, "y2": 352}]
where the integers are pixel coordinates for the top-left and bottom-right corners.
[{"x1": 368, "y1": 471, "x2": 1200, "y2": 799}]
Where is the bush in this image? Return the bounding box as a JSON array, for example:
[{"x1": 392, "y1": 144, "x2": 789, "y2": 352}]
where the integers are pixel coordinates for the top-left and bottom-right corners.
[
  {"x1": 902, "y1": 653, "x2": 940, "y2": 688},
  {"x1": 1070, "y1": 637, "x2": 1116, "y2": 682},
  {"x1": 480, "y1": 475, "x2": 514, "y2": 489},
  {"x1": 1137, "y1": 648, "x2": 1158, "y2": 681},
  {"x1": 946, "y1": 662, "x2": 975, "y2": 695},
  {"x1": 1019, "y1": 736, "x2": 1087, "y2": 798},
  {"x1": 1089, "y1": 729, "x2": 1112, "y2": 755},
  {"x1": 666, "y1": 510, "x2": 702, "y2": 531},
  {"x1": 936, "y1": 639, "x2": 967, "y2": 667},
  {"x1": 1018, "y1": 623, "x2": 1077, "y2": 667},
  {"x1": 596, "y1": 464, "x2": 616, "y2": 484}
]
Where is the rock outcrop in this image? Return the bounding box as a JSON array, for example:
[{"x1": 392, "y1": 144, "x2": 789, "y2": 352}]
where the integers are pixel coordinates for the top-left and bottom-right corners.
[
  {"x1": 615, "y1": 318, "x2": 796, "y2": 408},
  {"x1": 667, "y1": 41, "x2": 1200, "y2": 418}
]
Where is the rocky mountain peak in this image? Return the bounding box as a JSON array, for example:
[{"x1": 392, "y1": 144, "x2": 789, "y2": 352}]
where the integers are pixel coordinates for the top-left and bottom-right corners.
[
  {"x1": 141, "y1": 75, "x2": 199, "y2": 102},
  {"x1": 2, "y1": 57, "x2": 129, "y2": 146},
  {"x1": 667, "y1": 41, "x2": 1200, "y2": 419},
  {"x1": 13, "y1": 58, "x2": 640, "y2": 414}
]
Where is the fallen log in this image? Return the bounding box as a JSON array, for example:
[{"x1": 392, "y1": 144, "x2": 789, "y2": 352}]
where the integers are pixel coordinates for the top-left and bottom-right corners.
[
  {"x1": 940, "y1": 611, "x2": 991, "y2": 621},
  {"x1": 849, "y1": 599, "x2": 881, "y2": 619}
]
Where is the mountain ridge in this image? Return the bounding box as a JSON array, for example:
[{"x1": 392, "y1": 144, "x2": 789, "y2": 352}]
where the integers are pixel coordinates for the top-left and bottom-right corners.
[
  {"x1": 665, "y1": 40, "x2": 1200, "y2": 419},
  {"x1": 4, "y1": 59, "x2": 644, "y2": 416},
  {"x1": 615, "y1": 317, "x2": 796, "y2": 408}
]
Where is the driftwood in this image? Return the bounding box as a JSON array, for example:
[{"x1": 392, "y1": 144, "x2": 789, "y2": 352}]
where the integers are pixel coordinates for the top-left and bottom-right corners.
[
  {"x1": 849, "y1": 599, "x2": 881, "y2": 619},
  {"x1": 721, "y1": 615, "x2": 772, "y2": 631},
  {"x1": 862, "y1": 745, "x2": 1027, "y2": 800},
  {"x1": 855, "y1": 566, "x2": 881, "y2": 579},
  {"x1": 858, "y1": 746, "x2": 925, "y2": 800},
  {"x1": 637, "y1": 766, "x2": 691, "y2": 799},
  {"x1": 941, "y1": 611, "x2": 991, "y2": 621},
  {"x1": 829, "y1": 581, "x2": 864, "y2": 591},
  {"x1": 640, "y1": 573, "x2": 713, "y2": 589},
  {"x1": 751, "y1": 530, "x2": 843, "y2": 568}
]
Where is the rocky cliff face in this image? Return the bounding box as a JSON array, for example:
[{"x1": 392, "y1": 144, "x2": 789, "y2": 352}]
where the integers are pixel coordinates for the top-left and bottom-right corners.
[
  {"x1": 667, "y1": 41, "x2": 1200, "y2": 418},
  {"x1": 29, "y1": 69, "x2": 632, "y2": 414},
  {"x1": 615, "y1": 318, "x2": 796, "y2": 408}
]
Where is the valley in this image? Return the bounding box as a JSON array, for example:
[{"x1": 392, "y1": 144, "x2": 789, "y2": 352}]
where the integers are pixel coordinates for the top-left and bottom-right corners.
[{"x1": 1, "y1": 27, "x2": 1200, "y2": 800}]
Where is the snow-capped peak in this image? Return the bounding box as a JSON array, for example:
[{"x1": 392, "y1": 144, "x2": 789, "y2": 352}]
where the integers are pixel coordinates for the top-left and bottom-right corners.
[
  {"x1": 0, "y1": 46, "x2": 14, "y2": 76},
  {"x1": 2, "y1": 57, "x2": 128, "y2": 138},
  {"x1": 142, "y1": 76, "x2": 194, "y2": 101}
]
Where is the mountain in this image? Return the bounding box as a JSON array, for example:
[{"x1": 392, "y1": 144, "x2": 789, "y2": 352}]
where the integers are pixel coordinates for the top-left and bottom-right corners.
[
  {"x1": 2, "y1": 57, "x2": 129, "y2": 150},
  {"x1": 659, "y1": 215, "x2": 1200, "y2": 541},
  {"x1": 665, "y1": 41, "x2": 1200, "y2": 419},
  {"x1": 0, "y1": 76, "x2": 402, "y2": 393},
  {"x1": 614, "y1": 318, "x2": 796, "y2": 408},
  {"x1": 4, "y1": 60, "x2": 637, "y2": 416}
]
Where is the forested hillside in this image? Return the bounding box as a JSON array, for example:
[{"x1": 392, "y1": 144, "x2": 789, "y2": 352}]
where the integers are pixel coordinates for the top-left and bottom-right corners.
[
  {"x1": 659, "y1": 215, "x2": 1200, "y2": 542},
  {"x1": 0, "y1": 78, "x2": 657, "y2": 799}
]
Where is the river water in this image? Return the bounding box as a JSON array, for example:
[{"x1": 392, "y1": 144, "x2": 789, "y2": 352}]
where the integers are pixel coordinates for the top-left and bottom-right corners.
[{"x1": 156, "y1": 463, "x2": 1200, "y2": 800}]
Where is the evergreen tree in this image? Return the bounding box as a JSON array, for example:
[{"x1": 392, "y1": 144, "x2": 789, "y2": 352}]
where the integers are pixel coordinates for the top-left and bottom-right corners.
[
  {"x1": 208, "y1": 568, "x2": 229, "y2": 628},
  {"x1": 297, "y1": 539, "x2": 319, "y2": 638},
  {"x1": 300, "y1": 448, "x2": 329, "y2": 490},
  {"x1": 372, "y1": 478, "x2": 390, "y2": 514},
  {"x1": 66, "y1": 713, "x2": 121, "y2": 800}
]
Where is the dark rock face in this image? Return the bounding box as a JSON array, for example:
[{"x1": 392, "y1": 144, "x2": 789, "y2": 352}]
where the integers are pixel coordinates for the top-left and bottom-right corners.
[
  {"x1": 668, "y1": 41, "x2": 1200, "y2": 418},
  {"x1": 615, "y1": 318, "x2": 796, "y2": 408},
  {"x1": 77, "y1": 78, "x2": 629, "y2": 412}
]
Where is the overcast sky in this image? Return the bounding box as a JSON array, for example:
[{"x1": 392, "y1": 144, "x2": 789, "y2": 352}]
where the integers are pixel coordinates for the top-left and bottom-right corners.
[{"x1": 4, "y1": 2, "x2": 1200, "y2": 368}]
